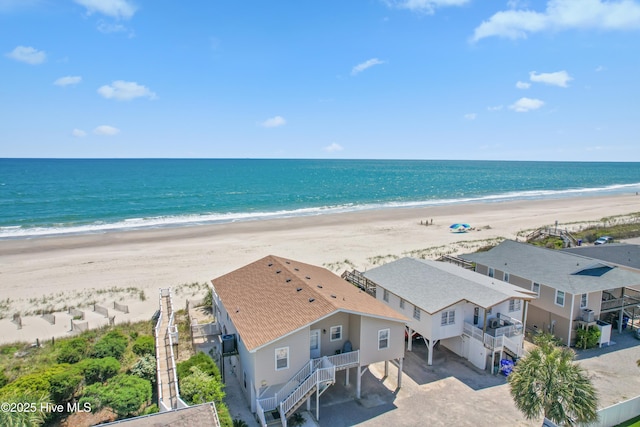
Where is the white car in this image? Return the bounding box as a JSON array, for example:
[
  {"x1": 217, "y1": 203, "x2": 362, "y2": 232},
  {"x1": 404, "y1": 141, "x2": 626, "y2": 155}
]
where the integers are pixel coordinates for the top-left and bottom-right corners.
[{"x1": 594, "y1": 236, "x2": 613, "y2": 245}]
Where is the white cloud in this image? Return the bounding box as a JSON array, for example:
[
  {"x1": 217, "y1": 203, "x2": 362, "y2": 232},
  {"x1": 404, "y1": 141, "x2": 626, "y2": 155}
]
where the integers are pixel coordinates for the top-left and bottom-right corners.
[
  {"x1": 509, "y1": 97, "x2": 544, "y2": 112},
  {"x1": 6, "y1": 46, "x2": 46, "y2": 64},
  {"x1": 54, "y1": 76, "x2": 82, "y2": 86},
  {"x1": 487, "y1": 105, "x2": 503, "y2": 111},
  {"x1": 516, "y1": 81, "x2": 531, "y2": 89},
  {"x1": 529, "y1": 70, "x2": 572, "y2": 87},
  {"x1": 464, "y1": 113, "x2": 477, "y2": 120},
  {"x1": 595, "y1": 65, "x2": 606, "y2": 72},
  {"x1": 97, "y1": 80, "x2": 157, "y2": 100},
  {"x1": 74, "y1": 0, "x2": 136, "y2": 19},
  {"x1": 472, "y1": 0, "x2": 640, "y2": 42},
  {"x1": 351, "y1": 58, "x2": 385, "y2": 76},
  {"x1": 72, "y1": 128, "x2": 87, "y2": 137},
  {"x1": 93, "y1": 125, "x2": 120, "y2": 135},
  {"x1": 260, "y1": 116, "x2": 286, "y2": 128},
  {"x1": 384, "y1": 0, "x2": 470, "y2": 14},
  {"x1": 324, "y1": 143, "x2": 344, "y2": 152}
]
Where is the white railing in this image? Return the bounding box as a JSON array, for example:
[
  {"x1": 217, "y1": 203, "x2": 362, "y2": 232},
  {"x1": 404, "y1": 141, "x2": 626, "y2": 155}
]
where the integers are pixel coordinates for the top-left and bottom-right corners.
[
  {"x1": 154, "y1": 290, "x2": 165, "y2": 411},
  {"x1": 502, "y1": 335, "x2": 523, "y2": 357},
  {"x1": 463, "y1": 322, "x2": 484, "y2": 341},
  {"x1": 326, "y1": 349, "x2": 359, "y2": 368},
  {"x1": 256, "y1": 399, "x2": 268, "y2": 427},
  {"x1": 191, "y1": 322, "x2": 220, "y2": 337},
  {"x1": 256, "y1": 350, "x2": 359, "y2": 422},
  {"x1": 280, "y1": 365, "x2": 336, "y2": 417}
]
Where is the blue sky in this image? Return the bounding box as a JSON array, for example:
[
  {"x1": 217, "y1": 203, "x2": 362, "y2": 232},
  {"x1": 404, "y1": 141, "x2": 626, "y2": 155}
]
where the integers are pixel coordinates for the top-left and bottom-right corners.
[{"x1": 2, "y1": 0, "x2": 640, "y2": 161}]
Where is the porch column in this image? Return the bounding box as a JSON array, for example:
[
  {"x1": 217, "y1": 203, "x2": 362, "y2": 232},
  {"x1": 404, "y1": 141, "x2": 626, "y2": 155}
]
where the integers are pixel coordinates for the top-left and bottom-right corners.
[
  {"x1": 397, "y1": 358, "x2": 403, "y2": 388},
  {"x1": 619, "y1": 287, "x2": 626, "y2": 333},
  {"x1": 316, "y1": 387, "x2": 320, "y2": 421},
  {"x1": 427, "y1": 340, "x2": 434, "y2": 366},
  {"x1": 345, "y1": 366, "x2": 350, "y2": 386},
  {"x1": 384, "y1": 360, "x2": 389, "y2": 377},
  {"x1": 356, "y1": 366, "x2": 362, "y2": 399},
  {"x1": 407, "y1": 327, "x2": 413, "y2": 352}
]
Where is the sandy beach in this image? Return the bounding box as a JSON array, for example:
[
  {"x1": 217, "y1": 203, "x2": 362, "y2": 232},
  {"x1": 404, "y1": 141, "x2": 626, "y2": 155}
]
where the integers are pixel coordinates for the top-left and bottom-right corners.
[{"x1": 1, "y1": 193, "x2": 639, "y2": 345}]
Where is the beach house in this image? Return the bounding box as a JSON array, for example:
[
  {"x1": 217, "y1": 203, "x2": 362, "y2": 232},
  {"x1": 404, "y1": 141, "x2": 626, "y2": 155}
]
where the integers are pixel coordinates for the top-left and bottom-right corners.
[
  {"x1": 459, "y1": 240, "x2": 640, "y2": 346},
  {"x1": 359, "y1": 257, "x2": 536, "y2": 371},
  {"x1": 210, "y1": 255, "x2": 407, "y2": 426}
]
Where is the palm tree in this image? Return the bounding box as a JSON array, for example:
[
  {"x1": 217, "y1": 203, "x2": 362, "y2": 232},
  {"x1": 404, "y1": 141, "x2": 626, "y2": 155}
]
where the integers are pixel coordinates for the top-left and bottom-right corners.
[{"x1": 508, "y1": 333, "x2": 598, "y2": 426}]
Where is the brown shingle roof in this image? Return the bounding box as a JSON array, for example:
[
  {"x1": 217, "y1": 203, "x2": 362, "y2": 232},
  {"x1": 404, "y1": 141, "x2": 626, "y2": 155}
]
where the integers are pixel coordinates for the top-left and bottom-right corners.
[{"x1": 212, "y1": 255, "x2": 406, "y2": 352}]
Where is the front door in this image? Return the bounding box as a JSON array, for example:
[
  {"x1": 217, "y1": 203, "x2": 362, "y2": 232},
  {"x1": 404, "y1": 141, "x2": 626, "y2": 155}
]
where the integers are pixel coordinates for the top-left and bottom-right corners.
[{"x1": 310, "y1": 329, "x2": 321, "y2": 358}]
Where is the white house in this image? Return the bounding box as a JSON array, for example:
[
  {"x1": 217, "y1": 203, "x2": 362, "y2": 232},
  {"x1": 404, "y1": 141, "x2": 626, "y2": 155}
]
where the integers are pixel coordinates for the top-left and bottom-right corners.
[{"x1": 362, "y1": 258, "x2": 536, "y2": 371}]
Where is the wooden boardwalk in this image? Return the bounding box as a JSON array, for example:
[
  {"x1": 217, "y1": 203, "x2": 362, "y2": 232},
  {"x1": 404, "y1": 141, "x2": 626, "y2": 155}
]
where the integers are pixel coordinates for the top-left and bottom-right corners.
[{"x1": 157, "y1": 292, "x2": 179, "y2": 411}]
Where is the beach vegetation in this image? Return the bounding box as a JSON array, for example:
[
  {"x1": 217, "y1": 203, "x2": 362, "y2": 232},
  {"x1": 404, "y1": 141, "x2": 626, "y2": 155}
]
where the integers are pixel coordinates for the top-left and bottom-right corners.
[
  {"x1": 576, "y1": 326, "x2": 601, "y2": 350},
  {"x1": 132, "y1": 335, "x2": 155, "y2": 356},
  {"x1": 91, "y1": 330, "x2": 129, "y2": 360},
  {"x1": 78, "y1": 357, "x2": 121, "y2": 385},
  {"x1": 0, "y1": 391, "x2": 49, "y2": 427},
  {"x1": 130, "y1": 354, "x2": 156, "y2": 383},
  {"x1": 80, "y1": 373, "x2": 151, "y2": 417},
  {"x1": 508, "y1": 333, "x2": 598, "y2": 426},
  {"x1": 177, "y1": 352, "x2": 232, "y2": 427}
]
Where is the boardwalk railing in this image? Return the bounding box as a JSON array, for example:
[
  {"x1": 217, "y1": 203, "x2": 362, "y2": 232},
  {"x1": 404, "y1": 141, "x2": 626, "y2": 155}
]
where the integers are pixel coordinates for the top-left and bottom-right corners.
[{"x1": 342, "y1": 270, "x2": 376, "y2": 295}]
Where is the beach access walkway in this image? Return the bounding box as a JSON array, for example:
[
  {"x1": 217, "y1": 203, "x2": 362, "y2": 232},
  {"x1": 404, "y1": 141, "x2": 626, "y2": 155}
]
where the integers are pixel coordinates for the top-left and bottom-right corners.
[{"x1": 155, "y1": 288, "x2": 187, "y2": 412}]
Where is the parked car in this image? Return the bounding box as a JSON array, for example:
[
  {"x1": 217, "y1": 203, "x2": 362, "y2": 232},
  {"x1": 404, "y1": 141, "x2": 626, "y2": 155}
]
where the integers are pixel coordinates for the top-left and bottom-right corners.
[{"x1": 594, "y1": 236, "x2": 614, "y2": 245}]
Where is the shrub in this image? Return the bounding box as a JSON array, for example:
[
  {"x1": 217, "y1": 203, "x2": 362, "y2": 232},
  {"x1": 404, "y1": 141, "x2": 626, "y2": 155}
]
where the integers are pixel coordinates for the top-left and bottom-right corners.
[
  {"x1": 0, "y1": 364, "x2": 70, "y2": 397},
  {"x1": 80, "y1": 374, "x2": 151, "y2": 417},
  {"x1": 0, "y1": 370, "x2": 7, "y2": 388},
  {"x1": 92, "y1": 330, "x2": 129, "y2": 360},
  {"x1": 49, "y1": 369, "x2": 83, "y2": 402},
  {"x1": 177, "y1": 351, "x2": 219, "y2": 380},
  {"x1": 79, "y1": 357, "x2": 121, "y2": 385},
  {"x1": 130, "y1": 355, "x2": 156, "y2": 383},
  {"x1": 56, "y1": 337, "x2": 89, "y2": 364},
  {"x1": 576, "y1": 326, "x2": 601, "y2": 349},
  {"x1": 178, "y1": 366, "x2": 225, "y2": 405},
  {"x1": 132, "y1": 335, "x2": 155, "y2": 356}
]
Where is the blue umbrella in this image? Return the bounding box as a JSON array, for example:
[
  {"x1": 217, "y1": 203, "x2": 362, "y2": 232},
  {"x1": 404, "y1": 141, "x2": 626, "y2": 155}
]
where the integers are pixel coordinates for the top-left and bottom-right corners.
[{"x1": 450, "y1": 223, "x2": 471, "y2": 232}]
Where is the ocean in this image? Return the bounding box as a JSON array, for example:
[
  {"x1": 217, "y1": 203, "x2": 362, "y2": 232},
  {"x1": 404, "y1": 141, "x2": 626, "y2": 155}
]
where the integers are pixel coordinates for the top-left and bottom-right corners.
[{"x1": 1, "y1": 158, "x2": 640, "y2": 239}]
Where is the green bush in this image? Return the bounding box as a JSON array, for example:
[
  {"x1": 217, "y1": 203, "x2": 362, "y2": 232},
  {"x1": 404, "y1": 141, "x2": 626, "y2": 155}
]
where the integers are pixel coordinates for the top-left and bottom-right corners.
[
  {"x1": 78, "y1": 357, "x2": 121, "y2": 385},
  {"x1": 80, "y1": 374, "x2": 151, "y2": 417},
  {"x1": 0, "y1": 369, "x2": 7, "y2": 388},
  {"x1": 56, "y1": 337, "x2": 89, "y2": 364},
  {"x1": 178, "y1": 366, "x2": 224, "y2": 405},
  {"x1": 91, "y1": 330, "x2": 129, "y2": 360},
  {"x1": 49, "y1": 369, "x2": 83, "y2": 402},
  {"x1": 177, "y1": 351, "x2": 219, "y2": 380},
  {"x1": 0, "y1": 364, "x2": 70, "y2": 397},
  {"x1": 131, "y1": 354, "x2": 156, "y2": 383},
  {"x1": 132, "y1": 335, "x2": 155, "y2": 356},
  {"x1": 576, "y1": 326, "x2": 601, "y2": 349}
]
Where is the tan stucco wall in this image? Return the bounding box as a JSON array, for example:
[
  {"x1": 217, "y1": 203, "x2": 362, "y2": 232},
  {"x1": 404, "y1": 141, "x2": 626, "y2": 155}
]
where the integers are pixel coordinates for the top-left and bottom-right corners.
[{"x1": 358, "y1": 316, "x2": 405, "y2": 365}]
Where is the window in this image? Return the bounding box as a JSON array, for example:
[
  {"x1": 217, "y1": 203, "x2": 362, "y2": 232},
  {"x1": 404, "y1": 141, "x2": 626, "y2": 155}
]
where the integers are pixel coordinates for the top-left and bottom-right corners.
[
  {"x1": 378, "y1": 329, "x2": 390, "y2": 350},
  {"x1": 555, "y1": 290, "x2": 565, "y2": 307},
  {"x1": 503, "y1": 272, "x2": 510, "y2": 282},
  {"x1": 383, "y1": 289, "x2": 389, "y2": 302},
  {"x1": 580, "y1": 293, "x2": 588, "y2": 309},
  {"x1": 275, "y1": 347, "x2": 289, "y2": 370},
  {"x1": 509, "y1": 299, "x2": 521, "y2": 312},
  {"x1": 399, "y1": 298, "x2": 405, "y2": 309},
  {"x1": 441, "y1": 310, "x2": 455, "y2": 326},
  {"x1": 413, "y1": 306, "x2": 421, "y2": 321},
  {"x1": 532, "y1": 282, "x2": 540, "y2": 296},
  {"x1": 488, "y1": 267, "x2": 495, "y2": 278},
  {"x1": 330, "y1": 325, "x2": 342, "y2": 341}
]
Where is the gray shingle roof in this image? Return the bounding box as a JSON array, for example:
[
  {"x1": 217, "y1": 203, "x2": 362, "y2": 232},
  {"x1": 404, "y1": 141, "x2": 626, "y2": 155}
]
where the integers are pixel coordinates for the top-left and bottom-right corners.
[
  {"x1": 460, "y1": 240, "x2": 640, "y2": 294},
  {"x1": 563, "y1": 244, "x2": 640, "y2": 271},
  {"x1": 362, "y1": 257, "x2": 535, "y2": 314}
]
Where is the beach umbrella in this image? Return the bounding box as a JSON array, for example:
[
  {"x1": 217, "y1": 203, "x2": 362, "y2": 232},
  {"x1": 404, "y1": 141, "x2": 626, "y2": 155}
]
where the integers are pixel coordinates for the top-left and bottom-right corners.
[
  {"x1": 449, "y1": 223, "x2": 471, "y2": 230},
  {"x1": 449, "y1": 223, "x2": 471, "y2": 232}
]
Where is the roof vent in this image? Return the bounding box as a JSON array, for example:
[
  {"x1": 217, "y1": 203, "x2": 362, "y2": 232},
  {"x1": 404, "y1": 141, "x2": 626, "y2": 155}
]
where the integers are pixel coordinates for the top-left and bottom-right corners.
[
  {"x1": 294, "y1": 268, "x2": 299, "y2": 271},
  {"x1": 286, "y1": 278, "x2": 292, "y2": 283},
  {"x1": 306, "y1": 276, "x2": 311, "y2": 280},
  {"x1": 331, "y1": 294, "x2": 337, "y2": 299},
  {"x1": 286, "y1": 261, "x2": 291, "y2": 264},
  {"x1": 296, "y1": 287, "x2": 302, "y2": 292},
  {"x1": 276, "y1": 270, "x2": 281, "y2": 274},
  {"x1": 268, "y1": 263, "x2": 273, "y2": 267},
  {"x1": 309, "y1": 298, "x2": 315, "y2": 303},
  {"x1": 317, "y1": 285, "x2": 323, "y2": 289}
]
